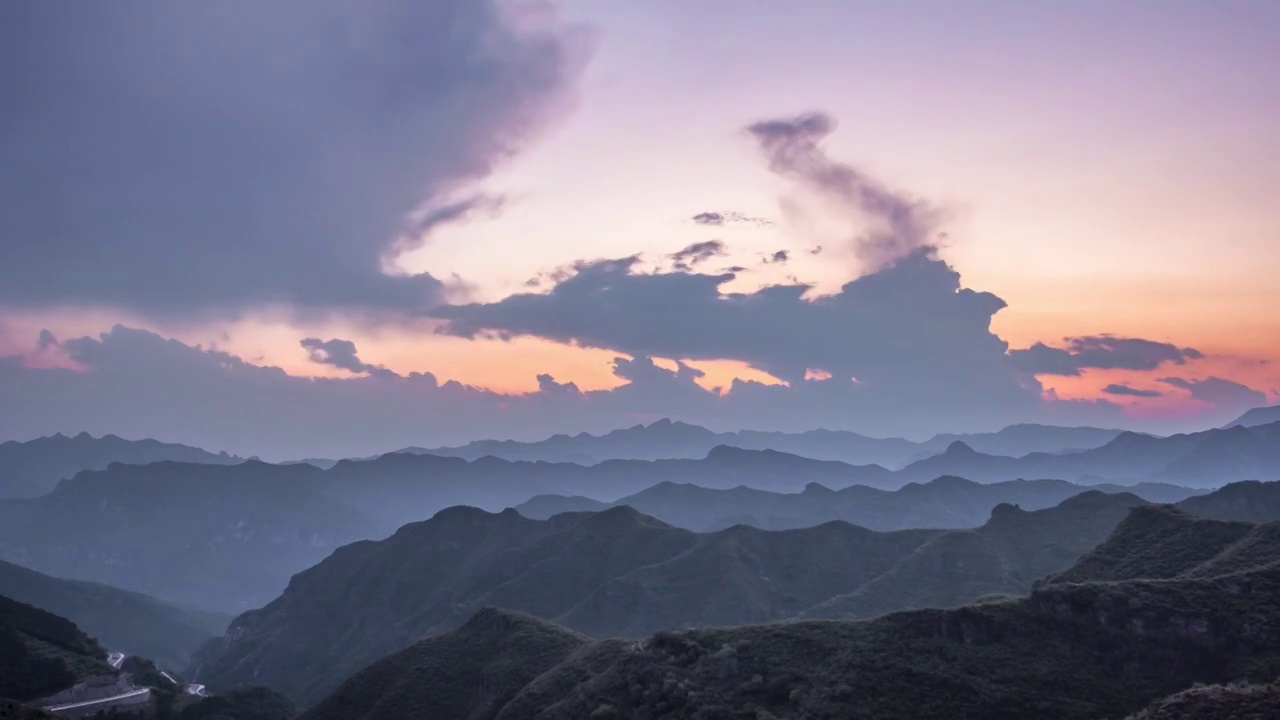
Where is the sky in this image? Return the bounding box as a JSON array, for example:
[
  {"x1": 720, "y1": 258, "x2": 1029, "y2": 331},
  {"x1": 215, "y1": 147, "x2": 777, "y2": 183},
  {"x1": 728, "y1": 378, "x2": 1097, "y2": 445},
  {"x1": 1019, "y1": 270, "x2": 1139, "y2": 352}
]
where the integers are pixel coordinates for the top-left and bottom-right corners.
[{"x1": 2, "y1": 0, "x2": 1278, "y2": 459}]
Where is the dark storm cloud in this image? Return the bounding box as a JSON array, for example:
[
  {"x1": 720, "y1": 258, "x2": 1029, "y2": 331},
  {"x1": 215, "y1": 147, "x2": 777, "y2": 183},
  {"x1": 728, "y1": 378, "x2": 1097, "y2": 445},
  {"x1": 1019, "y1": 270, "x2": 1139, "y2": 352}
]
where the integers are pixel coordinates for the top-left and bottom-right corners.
[
  {"x1": 300, "y1": 338, "x2": 396, "y2": 379},
  {"x1": 1009, "y1": 336, "x2": 1204, "y2": 376},
  {"x1": 669, "y1": 240, "x2": 728, "y2": 270},
  {"x1": 1102, "y1": 384, "x2": 1163, "y2": 398},
  {"x1": 0, "y1": 0, "x2": 588, "y2": 319},
  {"x1": 1160, "y1": 376, "x2": 1267, "y2": 410},
  {"x1": 429, "y1": 247, "x2": 1045, "y2": 432},
  {"x1": 746, "y1": 112, "x2": 940, "y2": 270}
]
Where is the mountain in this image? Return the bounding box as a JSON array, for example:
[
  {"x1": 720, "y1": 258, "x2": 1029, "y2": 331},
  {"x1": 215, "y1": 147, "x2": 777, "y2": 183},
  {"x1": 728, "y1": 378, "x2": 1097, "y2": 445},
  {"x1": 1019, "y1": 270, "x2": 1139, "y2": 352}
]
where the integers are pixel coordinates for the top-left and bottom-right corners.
[
  {"x1": 301, "y1": 509, "x2": 1280, "y2": 719},
  {"x1": 298, "y1": 609, "x2": 588, "y2": 720},
  {"x1": 1045, "y1": 493, "x2": 1280, "y2": 586},
  {"x1": 411, "y1": 418, "x2": 1123, "y2": 469},
  {"x1": 801, "y1": 491, "x2": 1149, "y2": 620},
  {"x1": 1225, "y1": 404, "x2": 1280, "y2": 429},
  {"x1": 0, "y1": 558, "x2": 228, "y2": 669},
  {"x1": 0, "y1": 593, "x2": 109, "y2": 702},
  {"x1": 1175, "y1": 479, "x2": 1280, "y2": 523},
  {"x1": 0, "y1": 449, "x2": 897, "y2": 617},
  {"x1": 918, "y1": 423, "x2": 1129, "y2": 458},
  {"x1": 517, "y1": 476, "x2": 1205, "y2": 532},
  {"x1": 0, "y1": 432, "x2": 241, "y2": 499},
  {"x1": 0, "y1": 461, "x2": 376, "y2": 614},
  {"x1": 884, "y1": 421, "x2": 1280, "y2": 488},
  {"x1": 194, "y1": 491, "x2": 1155, "y2": 705},
  {"x1": 1126, "y1": 679, "x2": 1280, "y2": 719},
  {"x1": 191, "y1": 505, "x2": 946, "y2": 704}
]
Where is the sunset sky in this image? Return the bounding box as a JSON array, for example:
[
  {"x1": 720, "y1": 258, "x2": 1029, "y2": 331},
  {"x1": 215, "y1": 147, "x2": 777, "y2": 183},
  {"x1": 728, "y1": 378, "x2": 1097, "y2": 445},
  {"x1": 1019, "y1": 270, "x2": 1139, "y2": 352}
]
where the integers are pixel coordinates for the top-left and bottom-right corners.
[{"x1": 2, "y1": 0, "x2": 1277, "y2": 458}]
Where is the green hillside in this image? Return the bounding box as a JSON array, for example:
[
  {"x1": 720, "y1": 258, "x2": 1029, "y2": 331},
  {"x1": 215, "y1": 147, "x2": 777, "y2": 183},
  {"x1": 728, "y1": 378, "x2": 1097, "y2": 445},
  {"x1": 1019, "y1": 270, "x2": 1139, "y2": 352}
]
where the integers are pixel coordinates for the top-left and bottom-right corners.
[
  {"x1": 0, "y1": 594, "x2": 109, "y2": 702},
  {"x1": 300, "y1": 609, "x2": 587, "y2": 720},
  {"x1": 0, "y1": 559, "x2": 228, "y2": 669},
  {"x1": 302, "y1": 509, "x2": 1280, "y2": 719},
  {"x1": 802, "y1": 491, "x2": 1147, "y2": 620}
]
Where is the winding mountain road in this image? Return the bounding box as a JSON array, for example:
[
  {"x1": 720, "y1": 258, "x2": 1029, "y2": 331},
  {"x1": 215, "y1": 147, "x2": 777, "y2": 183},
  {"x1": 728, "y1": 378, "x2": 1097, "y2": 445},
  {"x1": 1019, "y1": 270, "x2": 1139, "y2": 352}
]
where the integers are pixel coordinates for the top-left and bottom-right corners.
[{"x1": 44, "y1": 687, "x2": 150, "y2": 715}]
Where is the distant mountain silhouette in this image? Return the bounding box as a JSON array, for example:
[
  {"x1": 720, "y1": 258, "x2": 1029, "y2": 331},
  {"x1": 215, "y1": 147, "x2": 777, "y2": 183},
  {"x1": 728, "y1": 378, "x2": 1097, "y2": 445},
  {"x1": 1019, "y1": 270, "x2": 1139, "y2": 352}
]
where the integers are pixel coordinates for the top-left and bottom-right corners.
[
  {"x1": 889, "y1": 421, "x2": 1280, "y2": 487},
  {"x1": 0, "y1": 432, "x2": 241, "y2": 499},
  {"x1": 2, "y1": 441, "x2": 1247, "y2": 619},
  {"x1": 193, "y1": 492, "x2": 1157, "y2": 705},
  {"x1": 1174, "y1": 479, "x2": 1280, "y2": 523},
  {"x1": 517, "y1": 476, "x2": 1205, "y2": 532},
  {"x1": 406, "y1": 418, "x2": 1124, "y2": 468},
  {"x1": 298, "y1": 505, "x2": 1280, "y2": 719},
  {"x1": 0, "y1": 558, "x2": 227, "y2": 669},
  {"x1": 1224, "y1": 404, "x2": 1280, "y2": 429},
  {"x1": 0, "y1": 461, "x2": 377, "y2": 613}
]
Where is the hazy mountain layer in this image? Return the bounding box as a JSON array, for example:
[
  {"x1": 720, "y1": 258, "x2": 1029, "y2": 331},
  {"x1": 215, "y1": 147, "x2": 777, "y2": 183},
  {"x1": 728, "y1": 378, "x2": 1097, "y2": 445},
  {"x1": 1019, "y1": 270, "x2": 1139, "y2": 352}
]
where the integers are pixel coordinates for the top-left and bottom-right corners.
[
  {"x1": 0, "y1": 558, "x2": 228, "y2": 669},
  {"x1": 517, "y1": 476, "x2": 1205, "y2": 532},
  {"x1": 406, "y1": 418, "x2": 1124, "y2": 468},
  {"x1": 0, "y1": 462, "x2": 376, "y2": 614},
  {"x1": 0, "y1": 432, "x2": 241, "y2": 499}
]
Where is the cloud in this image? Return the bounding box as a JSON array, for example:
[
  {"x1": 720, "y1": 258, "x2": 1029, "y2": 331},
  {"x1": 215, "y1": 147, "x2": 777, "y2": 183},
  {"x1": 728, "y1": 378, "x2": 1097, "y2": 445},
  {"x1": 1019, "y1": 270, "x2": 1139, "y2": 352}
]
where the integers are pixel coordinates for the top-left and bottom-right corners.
[
  {"x1": 669, "y1": 240, "x2": 728, "y2": 271},
  {"x1": 763, "y1": 250, "x2": 790, "y2": 264},
  {"x1": 300, "y1": 338, "x2": 397, "y2": 379},
  {"x1": 2, "y1": 325, "x2": 1141, "y2": 458},
  {"x1": 1160, "y1": 376, "x2": 1266, "y2": 410},
  {"x1": 691, "y1": 212, "x2": 772, "y2": 227},
  {"x1": 746, "y1": 112, "x2": 940, "y2": 270},
  {"x1": 429, "y1": 246, "x2": 1057, "y2": 435},
  {"x1": 0, "y1": 1, "x2": 588, "y2": 320},
  {"x1": 1102, "y1": 383, "x2": 1163, "y2": 398},
  {"x1": 1009, "y1": 336, "x2": 1204, "y2": 376}
]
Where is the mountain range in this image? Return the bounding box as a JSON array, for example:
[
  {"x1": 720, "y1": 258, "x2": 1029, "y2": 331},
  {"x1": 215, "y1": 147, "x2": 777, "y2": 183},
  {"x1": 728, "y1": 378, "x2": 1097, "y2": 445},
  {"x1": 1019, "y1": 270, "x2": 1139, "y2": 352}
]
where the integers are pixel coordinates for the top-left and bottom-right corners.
[
  {"x1": 0, "y1": 558, "x2": 228, "y2": 669},
  {"x1": 517, "y1": 475, "x2": 1205, "y2": 532},
  {"x1": 1226, "y1": 404, "x2": 1280, "y2": 429},
  {"x1": 193, "y1": 487, "x2": 1222, "y2": 706},
  {"x1": 3, "y1": 421, "x2": 1275, "y2": 618},
  {"x1": 0, "y1": 461, "x2": 376, "y2": 613},
  {"x1": 0, "y1": 432, "x2": 241, "y2": 499},
  {"x1": 297, "y1": 489, "x2": 1280, "y2": 719},
  {"x1": 397, "y1": 418, "x2": 1126, "y2": 468}
]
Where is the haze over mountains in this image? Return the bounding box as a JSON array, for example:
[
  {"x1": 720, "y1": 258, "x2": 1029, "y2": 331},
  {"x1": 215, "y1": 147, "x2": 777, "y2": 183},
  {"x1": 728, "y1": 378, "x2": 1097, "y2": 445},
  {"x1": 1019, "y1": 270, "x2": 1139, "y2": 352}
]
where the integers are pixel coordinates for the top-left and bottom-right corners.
[
  {"x1": 296, "y1": 492, "x2": 1280, "y2": 719},
  {"x1": 0, "y1": 559, "x2": 226, "y2": 670},
  {"x1": 517, "y1": 476, "x2": 1204, "y2": 532},
  {"x1": 403, "y1": 419, "x2": 1129, "y2": 468},
  {"x1": 0, "y1": 414, "x2": 1276, "y2": 716},
  {"x1": 0, "y1": 433, "x2": 241, "y2": 499},
  {"x1": 191, "y1": 485, "x2": 1262, "y2": 706}
]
